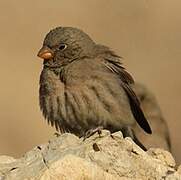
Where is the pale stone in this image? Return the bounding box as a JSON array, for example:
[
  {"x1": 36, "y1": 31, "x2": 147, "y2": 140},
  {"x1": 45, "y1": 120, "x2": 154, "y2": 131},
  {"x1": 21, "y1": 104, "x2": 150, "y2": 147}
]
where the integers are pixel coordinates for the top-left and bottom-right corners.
[
  {"x1": 40, "y1": 155, "x2": 119, "y2": 180},
  {"x1": 0, "y1": 131, "x2": 180, "y2": 180},
  {"x1": 177, "y1": 165, "x2": 181, "y2": 175},
  {"x1": 0, "y1": 156, "x2": 16, "y2": 164},
  {"x1": 147, "y1": 148, "x2": 176, "y2": 167}
]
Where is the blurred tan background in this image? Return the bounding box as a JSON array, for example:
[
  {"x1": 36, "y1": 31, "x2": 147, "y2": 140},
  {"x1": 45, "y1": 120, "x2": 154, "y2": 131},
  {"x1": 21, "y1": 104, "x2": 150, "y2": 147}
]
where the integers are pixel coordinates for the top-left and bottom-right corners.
[{"x1": 0, "y1": 0, "x2": 180, "y2": 163}]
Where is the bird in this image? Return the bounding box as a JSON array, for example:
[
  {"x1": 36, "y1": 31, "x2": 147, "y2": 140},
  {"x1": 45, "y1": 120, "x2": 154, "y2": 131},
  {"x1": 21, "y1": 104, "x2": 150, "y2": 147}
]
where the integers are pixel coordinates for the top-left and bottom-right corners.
[{"x1": 37, "y1": 27, "x2": 152, "y2": 148}]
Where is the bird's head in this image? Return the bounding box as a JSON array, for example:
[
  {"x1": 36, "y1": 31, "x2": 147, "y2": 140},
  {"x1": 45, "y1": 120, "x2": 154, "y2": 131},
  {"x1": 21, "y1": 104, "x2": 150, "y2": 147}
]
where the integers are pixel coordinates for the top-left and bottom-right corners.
[{"x1": 37, "y1": 27, "x2": 96, "y2": 68}]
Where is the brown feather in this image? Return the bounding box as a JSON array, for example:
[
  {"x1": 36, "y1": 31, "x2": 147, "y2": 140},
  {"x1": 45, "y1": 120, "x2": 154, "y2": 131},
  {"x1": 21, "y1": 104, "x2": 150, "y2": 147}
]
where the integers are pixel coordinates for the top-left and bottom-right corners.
[{"x1": 102, "y1": 51, "x2": 152, "y2": 134}]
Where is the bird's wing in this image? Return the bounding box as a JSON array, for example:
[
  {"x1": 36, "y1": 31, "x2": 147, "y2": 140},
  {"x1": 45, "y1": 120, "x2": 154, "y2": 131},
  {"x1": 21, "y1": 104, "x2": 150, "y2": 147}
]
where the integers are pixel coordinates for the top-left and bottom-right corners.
[
  {"x1": 104, "y1": 57, "x2": 134, "y2": 84},
  {"x1": 102, "y1": 54, "x2": 152, "y2": 134}
]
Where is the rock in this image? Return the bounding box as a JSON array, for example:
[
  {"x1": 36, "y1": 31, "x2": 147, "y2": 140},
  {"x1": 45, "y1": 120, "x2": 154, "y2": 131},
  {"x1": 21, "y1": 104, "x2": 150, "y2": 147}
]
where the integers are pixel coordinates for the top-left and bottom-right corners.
[
  {"x1": 147, "y1": 148, "x2": 176, "y2": 167},
  {"x1": 0, "y1": 130, "x2": 180, "y2": 180},
  {"x1": 178, "y1": 165, "x2": 181, "y2": 175},
  {"x1": 0, "y1": 156, "x2": 16, "y2": 164},
  {"x1": 40, "y1": 155, "x2": 119, "y2": 180}
]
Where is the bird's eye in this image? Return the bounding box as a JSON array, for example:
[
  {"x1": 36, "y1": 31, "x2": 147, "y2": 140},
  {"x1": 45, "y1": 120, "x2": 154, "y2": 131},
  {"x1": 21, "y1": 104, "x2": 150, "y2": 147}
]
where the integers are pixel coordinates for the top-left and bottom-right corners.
[{"x1": 59, "y1": 44, "x2": 67, "y2": 50}]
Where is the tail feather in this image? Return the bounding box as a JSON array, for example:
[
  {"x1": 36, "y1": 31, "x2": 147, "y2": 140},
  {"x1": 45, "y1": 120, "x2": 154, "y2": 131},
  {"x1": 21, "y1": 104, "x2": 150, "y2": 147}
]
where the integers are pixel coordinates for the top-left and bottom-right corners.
[
  {"x1": 122, "y1": 127, "x2": 147, "y2": 151},
  {"x1": 121, "y1": 83, "x2": 152, "y2": 134}
]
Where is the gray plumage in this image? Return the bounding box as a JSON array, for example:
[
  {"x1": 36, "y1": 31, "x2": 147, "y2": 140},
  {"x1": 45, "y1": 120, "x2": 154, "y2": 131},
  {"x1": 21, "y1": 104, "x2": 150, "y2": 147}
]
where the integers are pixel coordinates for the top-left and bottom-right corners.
[{"x1": 38, "y1": 27, "x2": 152, "y2": 139}]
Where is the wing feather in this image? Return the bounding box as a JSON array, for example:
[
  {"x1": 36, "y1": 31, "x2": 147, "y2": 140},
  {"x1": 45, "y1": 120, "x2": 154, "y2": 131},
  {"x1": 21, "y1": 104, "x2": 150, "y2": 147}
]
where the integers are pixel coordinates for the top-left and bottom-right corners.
[{"x1": 103, "y1": 52, "x2": 152, "y2": 134}]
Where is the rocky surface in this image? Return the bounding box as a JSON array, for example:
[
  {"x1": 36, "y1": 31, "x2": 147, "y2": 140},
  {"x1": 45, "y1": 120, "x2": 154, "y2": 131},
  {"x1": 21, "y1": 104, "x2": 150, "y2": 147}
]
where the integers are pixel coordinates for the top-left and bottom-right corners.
[{"x1": 0, "y1": 130, "x2": 180, "y2": 180}]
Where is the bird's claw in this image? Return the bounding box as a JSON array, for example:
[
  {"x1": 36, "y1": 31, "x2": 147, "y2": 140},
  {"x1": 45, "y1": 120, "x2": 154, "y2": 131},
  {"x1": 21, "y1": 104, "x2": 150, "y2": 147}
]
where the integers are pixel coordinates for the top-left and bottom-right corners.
[{"x1": 83, "y1": 126, "x2": 103, "y2": 141}]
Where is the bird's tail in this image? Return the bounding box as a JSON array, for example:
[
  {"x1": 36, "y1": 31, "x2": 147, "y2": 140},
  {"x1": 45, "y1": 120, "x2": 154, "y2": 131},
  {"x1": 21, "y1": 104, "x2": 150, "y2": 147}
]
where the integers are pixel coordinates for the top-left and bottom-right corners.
[{"x1": 122, "y1": 127, "x2": 147, "y2": 151}]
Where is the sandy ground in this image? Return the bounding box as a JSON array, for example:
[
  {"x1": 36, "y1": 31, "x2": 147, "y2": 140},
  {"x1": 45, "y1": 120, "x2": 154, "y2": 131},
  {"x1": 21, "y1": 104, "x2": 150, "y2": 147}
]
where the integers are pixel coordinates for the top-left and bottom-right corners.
[{"x1": 0, "y1": 0, "x2": 180, "y2": 163}]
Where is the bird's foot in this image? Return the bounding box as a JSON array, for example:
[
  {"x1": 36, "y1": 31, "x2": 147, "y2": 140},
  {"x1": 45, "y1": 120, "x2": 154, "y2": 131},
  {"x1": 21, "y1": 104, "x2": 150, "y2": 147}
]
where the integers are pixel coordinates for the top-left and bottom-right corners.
[
  {"x1": 54, "y1": 132, "x2": 61, "y2": 137},
  {"x1": 83, "y1": 126, "x2": 103, "y2": 141}
]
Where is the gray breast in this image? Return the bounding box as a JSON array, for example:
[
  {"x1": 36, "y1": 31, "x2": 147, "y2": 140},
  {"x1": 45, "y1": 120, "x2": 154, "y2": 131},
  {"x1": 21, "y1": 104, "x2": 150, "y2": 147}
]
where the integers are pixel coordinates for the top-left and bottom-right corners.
[{"x1": 39, "y1": 69, "x2": 67, "y2": 132}]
